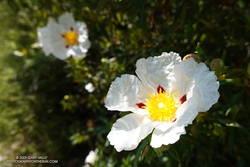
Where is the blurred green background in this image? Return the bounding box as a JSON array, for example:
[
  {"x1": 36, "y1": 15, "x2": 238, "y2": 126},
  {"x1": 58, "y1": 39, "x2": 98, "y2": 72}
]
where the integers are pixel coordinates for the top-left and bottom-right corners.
[{"x1": 0, "y1": 0, "x2": 250, "y2": 166}]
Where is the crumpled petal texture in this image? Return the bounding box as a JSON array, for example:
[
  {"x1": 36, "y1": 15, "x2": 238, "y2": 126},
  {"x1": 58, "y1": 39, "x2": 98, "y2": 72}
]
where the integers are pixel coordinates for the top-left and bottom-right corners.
[
  {"x1": 105, "y1": 74, "x2": 143, "y2": 112},
  {"x1": 136, "y1": 52, "x2": 181, "y2": 90},
  {"x1": 170, "y1": 58, "x2": 220, "y2": 123},
  {"x1": 107, "y1": 113, "x2": 154, "y2": 152},
  {"x1": 151, "y1": 126, "x2": 186, "y2": 148}
]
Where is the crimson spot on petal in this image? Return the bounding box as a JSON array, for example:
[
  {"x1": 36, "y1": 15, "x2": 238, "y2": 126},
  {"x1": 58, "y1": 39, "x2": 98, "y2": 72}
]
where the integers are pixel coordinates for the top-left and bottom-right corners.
[
  {"x1": 65, "y1": 45, "x2": 69, "y2": 48},
  {"x1": 157, "y1": 85, "x2": 165, "y2": 93},
  {"x1": 136, "y1": 102, "x2": 146, "y2": 109},
  {"x1": 172, "y1": 118, "x2": 177, "y2": 122},
  {"x1": 180, "y1": 95, "x2": 187, "y2": 104}
]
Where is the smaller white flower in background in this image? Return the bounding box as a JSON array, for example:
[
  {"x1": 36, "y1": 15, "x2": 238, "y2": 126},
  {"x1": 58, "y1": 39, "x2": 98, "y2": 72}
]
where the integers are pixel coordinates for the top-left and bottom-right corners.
[
  {"x1": 84, "y1": 150, "x2": 98, "y2": 166},
  {"x1": 108, "y1": 57, "x2": 116, "y2": 63},
  {"x1": 13, "y1": 50, "x2": 24, "y2": 57},
  {"x1": 37, "y1": 12, "x2": 91, "y2": 60},
  {"x1": 105, "y1": 52, "x2": 220, "y2": 152},
  {"x1": 31, "y1": 42, "x2": 41, "y2": 48},
  {"x1": 85, "y1": 83, "x2": 95, "y2": 93}
]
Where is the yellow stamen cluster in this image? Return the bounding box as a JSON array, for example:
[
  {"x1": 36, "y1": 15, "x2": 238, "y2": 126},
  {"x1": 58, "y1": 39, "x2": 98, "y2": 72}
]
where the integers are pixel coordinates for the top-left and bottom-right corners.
[
  {"x1": 145, "y1": 91, "x2": 177, "y2": 122},
  {"x1": 63, "y1": 31, "x2": 78, "y2": 46}
]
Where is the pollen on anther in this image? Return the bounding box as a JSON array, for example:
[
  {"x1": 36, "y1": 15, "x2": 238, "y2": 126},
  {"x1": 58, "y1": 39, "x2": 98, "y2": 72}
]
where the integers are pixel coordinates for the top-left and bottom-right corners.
[
  {"x1": 157, "y1": 85, "x2": 165, "y2": 94},
  {"x1": 136, "y1": 102, "x2": 146, "y2": 109}
]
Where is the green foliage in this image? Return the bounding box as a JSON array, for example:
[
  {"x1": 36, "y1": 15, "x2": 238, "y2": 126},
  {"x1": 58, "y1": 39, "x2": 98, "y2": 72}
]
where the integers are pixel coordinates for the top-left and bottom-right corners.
[{"x1": 0, "y1": 0, "x2": 250, "y2": 167}]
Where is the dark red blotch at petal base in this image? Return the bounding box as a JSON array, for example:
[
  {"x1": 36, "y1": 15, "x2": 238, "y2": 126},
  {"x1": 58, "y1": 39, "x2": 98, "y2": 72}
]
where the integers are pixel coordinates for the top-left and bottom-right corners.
[
  {"x1": 180, "y1": 95, "x2": 187, "y2": 104},
  {"x1": 157, "y1": 85, "x2": 165, "y2": 93},
  {"x1": 136, "y1": 102, "x2": 146, "y2": 109}
]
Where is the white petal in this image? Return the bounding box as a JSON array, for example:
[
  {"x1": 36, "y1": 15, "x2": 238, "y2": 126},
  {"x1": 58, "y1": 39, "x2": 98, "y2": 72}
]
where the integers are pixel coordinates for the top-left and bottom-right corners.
[
  {"x1": 78, "y1": 33, "x2": 89, "y2": 43},
  {"x1": 37, "y1": 18, "x2": 61, "y2": 55},
  {"x1": 79, "y1": 40, "x2": 91, "y2": 53},
  {"x1": 105, "y1": 74, "x2": 145, "y2": 112},
  {"x1": 135, "y1": 52, "x2": 181, "y2": 90},
  {"x1": 76, "y1": 21, "x2": 87, "y2": 31},
  {"x1": 150, "y1": 125, "x2": 186, "y2": 148},
  {"x1": 67, "y1": 46, "x2": 82, "y2": 58},
  {"x1": 58, "y1": 12, "x2": 75, "y2": 30},
  {"x1": 49, "y1": 39, "x2": 68, "y2": 59},
  {"x1": 76, "y1": 21, "x2": 89, "y2": 42},
  {"x1": 37, "y1": 27, "x2": 51, "y2": 55},
  {"x1": 76, "y1": 21, "x2": 91, "y2": 52},
  {"x1": 191, "y1": 68, "x2": 220, "y2": 112},
  {"x1": 154, "y1": 122, "x2": 174, "y2": 132},
  {"x1": 169, "y1": 58, "x2": 219, "y2": 111},
  {"x1": 168, "y1": 58, "x2": 219, "y2": 127},
  {"x1": 37, "y1": 18, "x2": 68, "y2": 59},
  {"x1": 66, "y1": 41, "x2": 90, "y2": 59},
  {"x1": 84, "y1": 150, "x2": 97, "y2": 164},
  {"x1": 175, "y1": 98, "x2": 199, "y2": 126},
  {"x1": 168, "y1": 58, "x2": 197, "y2": 99},
  {"x1": 107, "y1": 113, "x2": 154, "y2": 152}
]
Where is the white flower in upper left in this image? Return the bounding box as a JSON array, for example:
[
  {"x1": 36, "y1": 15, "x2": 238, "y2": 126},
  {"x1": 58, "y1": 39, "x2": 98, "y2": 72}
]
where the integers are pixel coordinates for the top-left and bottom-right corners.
[{"x1": 37, "y1": 12, "x2": 91, "y2": 60}]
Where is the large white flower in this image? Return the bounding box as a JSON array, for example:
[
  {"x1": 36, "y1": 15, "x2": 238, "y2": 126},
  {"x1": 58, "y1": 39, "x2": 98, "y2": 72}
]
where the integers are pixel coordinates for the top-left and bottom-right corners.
[
  {"x1": 105, "y1": 52, "x2": 220, "y2": 152},
  {"x1": 37, "y1": 12, "x2": 91, "y2": 60}
]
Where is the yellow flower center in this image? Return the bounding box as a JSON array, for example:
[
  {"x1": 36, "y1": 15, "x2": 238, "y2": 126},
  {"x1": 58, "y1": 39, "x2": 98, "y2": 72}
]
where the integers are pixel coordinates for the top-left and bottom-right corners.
[
  {"x1": 145, "y1": 91, "x2": 177, "y2": 122},
  {"x1": 63, "y1": 31, "x2": 78, "y2": 46}
]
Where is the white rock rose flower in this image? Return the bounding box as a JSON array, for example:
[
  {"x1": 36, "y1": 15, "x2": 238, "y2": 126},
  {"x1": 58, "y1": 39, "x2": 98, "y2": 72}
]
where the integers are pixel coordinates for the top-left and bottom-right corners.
[
  {"x1": 84, "y1": 150, "x2": 98, "y2": 165},
  {"x1": 105, "y1": 52, "x2": 220, "y2": 152},
  {"x1": 37, "y1": 12, "x2": 91, "y2": 60},
  {"x1": 85, "y1": 83, "x2": 95, "y2": 93}
]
